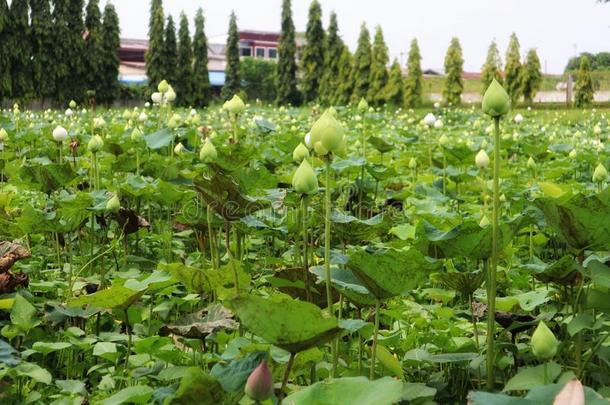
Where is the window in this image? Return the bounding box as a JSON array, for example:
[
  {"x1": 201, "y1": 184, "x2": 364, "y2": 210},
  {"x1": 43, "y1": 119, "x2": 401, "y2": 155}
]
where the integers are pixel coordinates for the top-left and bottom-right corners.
[
  {"x1": 240, "y1": 47, "x2": 252, "y2": 57},
  {"x1": 256, "y1": 47, "x2": 265, "y2": 58},
  {"x1": 268, "y1": 48, "x2": 278, "y2": 59}
]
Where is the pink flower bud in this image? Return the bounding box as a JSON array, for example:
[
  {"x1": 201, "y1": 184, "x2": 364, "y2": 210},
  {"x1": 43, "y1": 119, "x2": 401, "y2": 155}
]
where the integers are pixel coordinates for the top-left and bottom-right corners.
[{"x1": 245, "y1": 361, "x2": 273, "y2": 402}]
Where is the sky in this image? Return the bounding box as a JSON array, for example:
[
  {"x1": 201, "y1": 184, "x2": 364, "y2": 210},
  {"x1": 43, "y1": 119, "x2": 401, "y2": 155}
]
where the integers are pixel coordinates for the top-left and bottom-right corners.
[{"x1": 104, "y1": 0, "x2": 610, "y2": 74}]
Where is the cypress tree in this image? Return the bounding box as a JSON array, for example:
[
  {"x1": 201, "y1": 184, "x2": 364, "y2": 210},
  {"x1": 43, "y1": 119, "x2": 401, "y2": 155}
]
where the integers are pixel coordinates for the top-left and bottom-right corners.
[
  {"x1": 8, "y1": 0, "x2": 33, "y2": 100},
  {"x1": 334, "y1": 46, "x2": 353, "y2": 105},
  {"x1": 442, "y1": 37, "x2": 464, "y2": 106},
  {"x1": 222, "y1": 11, "x2": 240, "y2": 100},
  {"x1": 521, "y1": 48, "x2": 542, "y2": 104},
  {"x1": 319, "y1": 11, "x2": 343, "y2": 106},
  {"x1": 574, "y1": 56, "x2": 594, "y2": 108},
  {"x1": 350, "y1": 23, "x2": 372, "y2": 104},
  {"x1": 300, "y1": 0, "x2": 325, "y2": 103},
  {"x1": 0, "y1": 0, "x2": 10, "y2": 102},
  {"x1": 504, "y1": 33, "x2": 522, "y2": 103},
  {"x1": 31, "y1": 0, "x2": 55, "y2": 100},
  {"x1": 276, "y1": 0, "x2": 300, "y2": 105},
  {"x1": 404, "y1": 38, "x2": 423, "y2": 108},
  {"x1": 481, "y1": 40, "x2": 503, "y2": 94},
  {"x1": 97, "y1": 3, "x2": 120, "y2": 105},
  {"x1": 385, "y1": 58, "x2": 404, "y2": 106},
  {"x1": 84, "y1": 0, "x2": 103, "y2": 94},
  {"x1": 176, "y1": 12, "x2": 193, "y2": 106},
  {"x1": 162, "y1": 16, "x2": 178, "y2": 87},
  {"x1": 146, "y1": 0, "x2": 165, "y2": 91},
  {"x1": 65, "y1": 0, "x2": 86, "y2": 101},
  {"x1": 367, "y1": 25, "x2": 389, "y2": 105},
  {"x1": 192, "y1": 8, "x2": 211, "y2": 107},
  {"x1": 52, "y1": 0, "x2": 71, "y2": 102}
]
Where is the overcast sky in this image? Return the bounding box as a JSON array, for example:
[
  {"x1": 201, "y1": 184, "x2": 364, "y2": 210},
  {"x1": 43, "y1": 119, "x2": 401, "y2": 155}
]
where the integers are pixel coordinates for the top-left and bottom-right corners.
[{"x1": 104, "y1": 0, "x2": 610, "y2": 74}]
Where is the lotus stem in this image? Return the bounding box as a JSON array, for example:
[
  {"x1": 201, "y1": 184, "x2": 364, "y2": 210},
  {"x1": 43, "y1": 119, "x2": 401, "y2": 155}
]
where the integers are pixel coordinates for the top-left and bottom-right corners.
[
  {"x1": 301, "y1": 196, "x2": 312, "y2": 302},
  {"x1": 324, "y1": 158, "x2": 333, "y2": 314},
  {"x1": 279, "y1": 352, "x2": 296, "y2": 404},
  {"x1": 370, "y1": 299, "x2": 380, "y2": 380}
]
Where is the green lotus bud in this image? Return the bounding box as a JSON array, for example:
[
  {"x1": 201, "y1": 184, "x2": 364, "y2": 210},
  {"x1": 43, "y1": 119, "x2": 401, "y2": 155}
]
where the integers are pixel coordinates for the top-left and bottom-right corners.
[
  {"x1": 527, "y1": 156, "x2": 536, "y2": 170},
  {"x1": 475, "y1": 149, "x2": 490, "y2": 168},
  {"x1": 174, "y1": 142, "x2": 185, "y2": 155},
  {"x1": 569, "y1": 149, "x2": 577, "y2": 159},
  {"x1": 311, "y1": 109, "x2": 344, "y2": 153},
  {"x1": 122, "y1": 110, "x2": 132, "y2": 120},
  {"x1": 357, "y1": 98, "x2": 369, "y2": 112},
  {"x1": 482, "y1": 79, "x2": 510, "y2": 117},
  {"x1": 165, "y1": 86, "x2": 176, "y2": 102},
  {"x1": 106, "y1": 195, "x2": 120, "y2": 213},
  {"x1": 158, "y1": 80, "x2": 170, "y2": 93},
  {"x1": 199, "y1": 138, "x2": 217, "y2": 163},
  {"x1": 69, "y1": 100, "x2": 77, "y2": 109},
  {"x1": 293, "y1": 142, "x2": 310, "y2": 162},
  {"x1": 0, "y1": 128, "x2": 8, "y2": 142},
  {"x1": 292, "y1": 159, "x2": 318, "y2": 195},
  {"x1": 130, "y1": 128, "x2": 143, "y2": 142},
  {"x1": 223, "y1": 95, "x2": 246, "y2": 115},
  {"x1": 439, "y1": 134, "x2": 449, "y2": 147},
  {"x1": 168, "y1": 113, "x2": 182, "y2": 129},
  {"x1": 531, "y1": 321, "x2": 558, "y2": 360},
  {"x1": 593, "y1": 163, "x2": 608, "y2": 183},
  {"x1": 408, "y1": 157, "x2": 417, "y2": 169},
  {"x1": 244, "y1": 361, "x2": 273, "y2": 402},
  {"x1": 479, "y1": 215, "x2": 490, "y2": 227},
  {"x1": 313, "y1": 141, "x2": 328, "y2": 156},
  {"x1": 87, "y1": 135, "x2": 104, "y2": 153}
]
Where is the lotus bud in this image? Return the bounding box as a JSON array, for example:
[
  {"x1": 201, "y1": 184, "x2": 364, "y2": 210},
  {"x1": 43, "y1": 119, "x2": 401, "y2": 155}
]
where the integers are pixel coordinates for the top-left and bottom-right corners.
[
  {"x1": 174, "y1": 142, "x2": 185, "y2": 155},
  {"x1": 223, "y1": 95, "x2": 246, "y2": 115},
  {"x1": 481, "y1": 140, "x2": 488, "y2": 149},
  {"x1": 569, "y1": 149, "x2": 577, "y2": 159},
  {"x1": 130, "y1": 128, "x2": 143, "y2": 142},
  {"x1": 408, "y1": 157, "x2": 417, "y2": 169},
  {"x1": 145, "y1": 102, "x2": 151, "y2": 108},
  {"x1": 593, "y1": 163, "x2": 608, "y2": 183},
  {"x1": 138, "y1": 112, "x2": 148, "y2": 122},
  {"x1": 438, "y1": 134, "x2": 449, "y2": 147},
  {"x1": 69, "y1": 100, "x2": 77, "y2": 109},
  {"x1": 479, "y1": 215, "x2": 490, "y2": 227},
  {"x1": 292, "y1": 159, "x2": 318, "y2": 195},
  {"x1": 475, "y1": 149, "x2": 490, "y2": 168},
  {"x1": 313, "y1": 141, "x2": 328, "y2": 156},
  {"x1": 244, "y1": 361, "x2": 273, "y2": 402},
  {"x1": 106, "y1": 195, "x2": 120, "y2": 213},
  {"x1": 311, "y1": 109, "x2": 344, "y2": 153},
  {"x1": 200, "y1": 138, "x2": 217, "y2": 163},
  {"x1": 531, "y1": 321, "x2": 558, "y2": 360},
  {"x1": 151, "y1": 92, "x2": 162, "y2": 104},
  {"x1": 434, "y1": 102, "x2": 440, "y2": 109},
  {"x1": 527, "y1": 156, "x2": 536, "y2": 170},
  {"x1": 304, "y1": 132, "x2": 312, "y2": 148},
  {"x1": 93, "y1": 117, "x2": 106, "y2": 128},
  {"x1": 158, "y1": 80, "x2": 170, "y2": 93},
  {"x1": 357, "y1": 98, "x2": 369, "y2": 112},
  {"x1": 165, "y1": 86, "x2": 176, "y2": 102},
  {"x1": 52, "y1": 126, "x2": 68, "y2": 142},
  {"x1": 88, "y1": 135, "x2": 104, "y2": 153},
  {"x1": 423, "y1": 113, "x2": 436, "y2": 126},
  {"x1": 293, "y1": 143, "x2": 310, "y2": 162},
  {"x1": 514, "y1": 113, "x2": 523, "y2": 123},
  {"x1": 482, "y1": 79, "x2": 510, "y2": 117},
  {"x1": 434, "y1": 119, "x2": 444, "y2": 129},
  {"x1": 0, "y1": 128, "x2": 8, "y2": 142},
  {"x1": 593, "y1": 125, "x2": 602, "y2": 135},
  {"x1": 168, "y1": 113, "x2": 182, "y2": 129},
  {"x1": 122, "y1": 110, "x2": 132, "y2": 120},
  {"x1": 65, "y1": 108, "x2": 73, "y2": 117}
]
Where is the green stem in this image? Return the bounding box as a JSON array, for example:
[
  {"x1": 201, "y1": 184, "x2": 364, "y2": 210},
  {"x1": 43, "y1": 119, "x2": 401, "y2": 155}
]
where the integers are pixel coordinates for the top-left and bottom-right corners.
[
  {"x1": 124, "y1": 308, "x2": 132, "y2": 372},
  {"x1": 324, "y1": 158, "x2": 333, "y2": 314},
  {"x1": 207, "y1": 204, "x2": 217, "y2": 270},
  {"x1": 279, "y1": 352, "x2": 296, "y2": 404},
  {"x1": 370, "y1": 299, "x2": 380, "y2": 380},
  {"x1": 301, "y1": 197, "x2": 312, "y2": 302}
]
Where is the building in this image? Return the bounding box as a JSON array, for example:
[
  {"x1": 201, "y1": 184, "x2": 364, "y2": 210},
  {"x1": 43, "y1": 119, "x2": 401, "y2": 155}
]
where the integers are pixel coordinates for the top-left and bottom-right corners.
[{"x1": 118, "y1": 30, "x2": 302, "y2": 87}]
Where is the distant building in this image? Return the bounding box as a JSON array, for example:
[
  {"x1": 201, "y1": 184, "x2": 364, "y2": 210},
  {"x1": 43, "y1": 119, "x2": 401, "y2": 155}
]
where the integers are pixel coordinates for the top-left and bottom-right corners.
[{"x1": 118, "y1": 30, "x2": 303, "y2": 87}]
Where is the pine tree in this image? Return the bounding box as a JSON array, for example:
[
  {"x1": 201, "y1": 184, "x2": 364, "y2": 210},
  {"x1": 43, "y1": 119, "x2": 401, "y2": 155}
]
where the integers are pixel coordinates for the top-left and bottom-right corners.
[
  {"x1": 385, "y1": 58, "x2": 404, "y2": 106},
  {"x1": 334, "y1": 45, "x2": 353, "y2": 105},
  {"x1": 192, "y1": 8, "x2": 211, "y2": 107},
  {"x1": 319, "y1": 11, "x2": 343, "y2": 106},
  {"x1": 521, "y1": 49, "x2": 542, "y2": 104},
  {"x1": 31, "y1": 0, "x2": 55, "y2": 100},
  {"x1": 504, "y1": 33, "x2": 522, "y2": 103},
  {"x1": 276, "y1": 0, "x2": 300, "y2": 105},
  {"x1": 65, "y1": 0, "x2": 86, "y2": 101},
  {"x1": 481, "y1": 40, "x2": 503, "y2": 94},
  {"x1": 8, "y1": 0, "x2": 33, "y2": 100},
  {"x1": 84, "y1": 0, "x2": 103, "y2": 94},
  {"x1": 146, "y1": 0, "x2": 165, "y2": 92},
  {"x1": 350, "y1": 23, "x2": 372, "y2": 104},
  {"x1": 442, "y1": 37, "x2": 464, "y2": 106},
  {"x1": 52, "y1": 0, "x2": 71, "y2": 102},
  {"x1": 404, "y1": 38, "x2": 423, "y2": 108},
  {"x1": 162, "y1": 16, "x2": 178, "y2": 86},
  {"x1": 0, "y1": 0, "x2": 10, "y2": 102},
  {"x1": 300, "y1": 0, "x2": 325, "y2": 103},
  {"x1": 367, "y1": 25, "x2": 389, "y2": 105},
  {"x1": 176, "y1": 12, "x2": 193, "y2": 106},
  {"x1": 97, "y1": 3, "x2": 120, "y2": 105},
  {"x1": 222, "y1": 11, "x2": 240, "y2": 100},
  {"x1": 574, "y1": 56, "x2": 594, "y2": 108}
]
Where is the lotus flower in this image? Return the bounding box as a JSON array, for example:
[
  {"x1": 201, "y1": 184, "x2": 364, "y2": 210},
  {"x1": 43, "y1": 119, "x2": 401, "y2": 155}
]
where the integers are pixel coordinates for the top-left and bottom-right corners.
[{"x1": 245, "y1": 361, "x2": 273, "y2": 402}]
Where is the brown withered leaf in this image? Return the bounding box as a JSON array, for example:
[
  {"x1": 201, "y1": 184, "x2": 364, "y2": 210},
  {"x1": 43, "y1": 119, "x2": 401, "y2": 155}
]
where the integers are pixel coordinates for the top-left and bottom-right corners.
[
  {"x1": 159, "y1": 304, "x2": 237, "y2": 339},
  {"x1": 115, "y1": 208, "x2": 150, "y2": 235},
  {"x1": 0, "y1": 242, "x2": 30, "y2": 272}
]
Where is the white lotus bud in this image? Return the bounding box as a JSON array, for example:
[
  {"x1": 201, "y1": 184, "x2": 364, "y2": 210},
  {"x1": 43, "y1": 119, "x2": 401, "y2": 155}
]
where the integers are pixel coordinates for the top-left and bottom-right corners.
[
  {"x1": 138, "y1": 112, "x2": 148, "y2": 122},
  {"x1": 434, "y1": 119, "x2": 444, "y2": 129},
  {"x1": 423, "y1": 113, "x2": 436, "y2": 126},
  {"x1": 151, "y1": 92, "x2": 162, "y2": 104},
  {"x1": 475, "y1": 149, "x2": 490, "y2": 168},
  {"x1": 65, "y1": 108, "x2": 73, "y2": 117},
  {"x1": 514, "y1": 113, "x2": 523, "y2": 123},
  {"x1": 52, "y1": 126, "x2": 68, "y2": 142}
]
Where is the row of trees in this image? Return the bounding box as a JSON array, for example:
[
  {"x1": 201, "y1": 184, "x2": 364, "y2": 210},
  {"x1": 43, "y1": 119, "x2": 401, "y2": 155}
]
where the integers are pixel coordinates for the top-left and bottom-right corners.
[{"x1": 0, "y1": 0, "x2": 120, "y2": 105}]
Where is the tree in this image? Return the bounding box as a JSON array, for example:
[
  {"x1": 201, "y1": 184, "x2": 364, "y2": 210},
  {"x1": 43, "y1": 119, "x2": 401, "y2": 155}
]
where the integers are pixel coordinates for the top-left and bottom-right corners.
[
  {"x1": 300, "y1": 0, "x2": 325, "y2": 103},
  {"x1": 8, "y1": 0, "x2": 33, "y2": 99},
  {"x1": 334, "y1": 46, "x2": 353, "y2": 105},
  {"x1": 385, "y1": 59, "x2": 404, "y2": 106},
  {"x1": 442, "y1": 37, "x2": 464, "y2": 106},
  {"x1": 84, "y1": 0, "x2": 103, "y2": 94},
  {"x1": 52, "y1": 0, "x2": 71, "y2": 102},
  {"x1": 504, "y1": 33, "x2": 522, "y2": 103},
  {"x1": 276, "y1": 0, "x2": 300, "y2": 105},
  {"x1": 30, "y1": 0, "x2": 55, "y2": 100},
  {"x1": 319, "y1": 11, "x2": 344, "y2": 105},
  {"x1": 97, "y1": 3, "x2": 120, "y2": 105},
  {"x1": 404, "y1": 38, "x2": 423, "y2": 108},
  {"x1": 192, "y1": 8, "x2": 211, "y2": 107},
  {"x1": 146, "y1": 0, "x2": 165, "y2": 92},
  {"x1": 367, "y1": 25, "x2": 389, "y2": 105},
  {"x1": 222, "y1": 11, "x2": 240, "y2": 100},
  {"x1": 574, "y1": 56, "x2": 594, "y2": 108},
  {"x1": 176, "y1": 13, "x2": 193, "y2": 106},
  {"x1": 350, "y1": 23, "x2": 372, "y2": 104},
  {"x1": 521, "y1": 49, "x2": 542, "y2": 104},
  {"x1": 65, "y1": 0, "x2": 86, "y2": 101},
  {"x1": 162, "y1": 16, "x2": 178, "y2": 86},
  {"x1": 481, "y1": 40, "x2": 503, "y2": 94},
  {"x1": 242, "y1": 58, "x2": 277, "y2": 102},
  {"x1": 0, "y1": 0, "x2": 10, "y2": 102}
]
